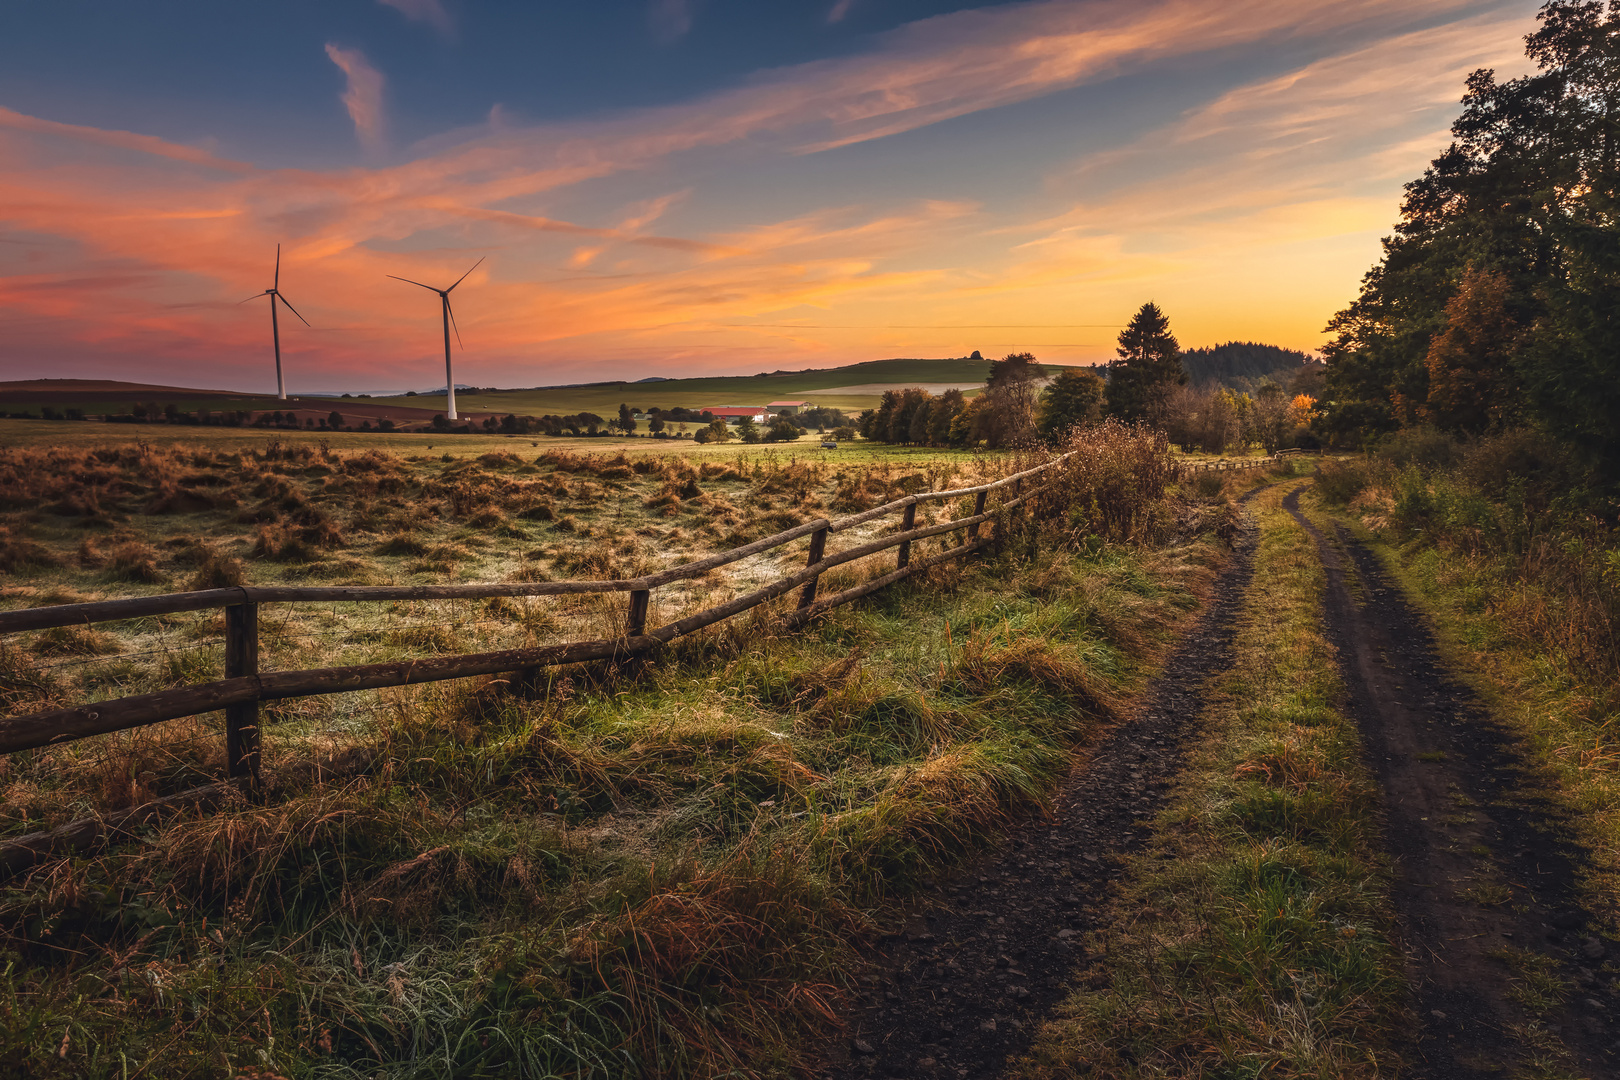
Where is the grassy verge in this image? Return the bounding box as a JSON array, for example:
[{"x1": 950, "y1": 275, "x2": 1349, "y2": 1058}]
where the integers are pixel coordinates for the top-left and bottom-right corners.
[
  {"x1": 1013, "y1": 481, "x2": 1406, "y2": 1079},
  {"x1": 1315, "y1": 502, "x2": 1620, "y2": 946},
  {"x1": 0, "y1": 434, "x2": 1225, "y2": 1078}
]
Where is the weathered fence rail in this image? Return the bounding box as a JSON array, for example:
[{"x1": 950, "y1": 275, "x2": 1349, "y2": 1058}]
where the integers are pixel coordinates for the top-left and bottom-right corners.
[
  {"x1": 1177, "y1": 448, "x2": 1302, "y2": 475},
  {"x1": 0, "y1": 457, "x2": 1064, "y2": 786},
  {"x1": 0, "y1": 449, "x2": 1305, "y2": 790}
]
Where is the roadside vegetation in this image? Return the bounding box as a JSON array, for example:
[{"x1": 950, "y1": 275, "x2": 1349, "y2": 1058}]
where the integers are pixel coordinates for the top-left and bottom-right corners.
[
  {"x1": 0, "y1": 423, "x2": 1233, "y2": 1078},
  {"x1": 1015, "y1": 479, "x2": 1406, "y2": 1079}
]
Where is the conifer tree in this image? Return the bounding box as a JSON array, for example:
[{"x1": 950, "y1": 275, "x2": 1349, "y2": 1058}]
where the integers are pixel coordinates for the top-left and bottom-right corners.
[{"x1": 1105, "y1": 303, "x2": 1186, "y2": 422}]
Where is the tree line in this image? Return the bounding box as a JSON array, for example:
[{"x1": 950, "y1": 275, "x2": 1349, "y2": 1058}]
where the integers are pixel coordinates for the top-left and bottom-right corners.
[
  {"x1": 1318, "y1": 0, "x2": 1620, "y2": 483},
  {"x1": 857, "y1": 303, "x2": 1317, "y2": 452}
]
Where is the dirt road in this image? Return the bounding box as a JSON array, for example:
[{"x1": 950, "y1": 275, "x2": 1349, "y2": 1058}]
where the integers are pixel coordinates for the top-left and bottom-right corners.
[
  {"x1": 821, "y1": 480, "x2": 1618, "y2": 1079},
  {"x1": 1286, "y1": 488, "x2": 1618, "y2": 1078},
  {"x1": 825, "y1": 497, "x2": 1264, "y2": 1079}
]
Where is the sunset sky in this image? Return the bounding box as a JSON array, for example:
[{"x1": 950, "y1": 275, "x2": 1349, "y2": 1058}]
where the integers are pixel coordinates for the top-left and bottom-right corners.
[{"x1": 0, "y1": 0, "x2": 1541, "y2": 393}]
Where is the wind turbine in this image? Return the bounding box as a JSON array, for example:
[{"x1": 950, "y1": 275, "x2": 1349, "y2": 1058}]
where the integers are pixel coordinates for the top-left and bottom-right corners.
[
  {"x1": 239, "y1": 244, "x2": 308, "y2": 400},
  {"x1": 389, "y1": 257, "x2": 483, "y2": 421}
]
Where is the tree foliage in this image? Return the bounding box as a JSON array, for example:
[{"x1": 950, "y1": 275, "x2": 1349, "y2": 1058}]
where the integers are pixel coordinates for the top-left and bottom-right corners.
[
  {"x1": 1319, "y1": 1, "x2": 1620, "y2": 477},
  {"x1": 1038, "y1": 369, "x2": 1104, "y2": 443}
]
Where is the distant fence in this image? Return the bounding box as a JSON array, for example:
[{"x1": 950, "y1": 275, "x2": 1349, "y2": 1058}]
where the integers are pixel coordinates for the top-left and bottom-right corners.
[
  {"x1": 1178, "y1": 447, "x2": 1307, "y2": 475},
  {"x1": 0, "y1": 457, "x2": 1072, "y2": 789}
]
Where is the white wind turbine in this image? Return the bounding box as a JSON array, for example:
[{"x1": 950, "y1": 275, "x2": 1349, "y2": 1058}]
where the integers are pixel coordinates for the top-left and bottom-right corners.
[
  {"x1": 388, "y1": 257, "x2": 484, "y2": 421},
  {"x1": 239, "y1": 245, "x2": 309, "y2": 400}
]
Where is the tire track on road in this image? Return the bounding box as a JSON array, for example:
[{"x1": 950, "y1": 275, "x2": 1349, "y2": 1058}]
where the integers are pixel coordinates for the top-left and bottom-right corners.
[
  {"x1": 825, "y1": 487, "x2": 1272, "y2": 1080},
  {"x1": 1285, "y1": 485, "x2": 1619, "y2": 1079}
]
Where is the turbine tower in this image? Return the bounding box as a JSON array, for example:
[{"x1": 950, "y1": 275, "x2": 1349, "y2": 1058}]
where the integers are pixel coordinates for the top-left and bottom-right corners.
[
  {"x1": 239, "y1": 245, "x2": 308, "y2": 400},
  {"x1": 389, "y1": 258, "x2": 483, "y2": 421}
]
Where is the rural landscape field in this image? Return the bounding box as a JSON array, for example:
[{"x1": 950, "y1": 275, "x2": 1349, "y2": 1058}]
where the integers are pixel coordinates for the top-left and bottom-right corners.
[{"x1": 4, "y1": 2, "x2": 1620, "y2": 1079}]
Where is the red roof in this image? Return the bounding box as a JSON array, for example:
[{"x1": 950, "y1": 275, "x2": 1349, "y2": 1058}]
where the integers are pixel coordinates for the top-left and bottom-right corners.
[{"x1": 701, "y1": 406, "x2": 765, "y2": 417}]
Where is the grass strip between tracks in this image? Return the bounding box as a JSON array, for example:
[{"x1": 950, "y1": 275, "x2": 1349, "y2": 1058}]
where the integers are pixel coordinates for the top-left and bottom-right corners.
[{"x1": 1013, "y1": 481, "x2": 1407, "y2": 1080}]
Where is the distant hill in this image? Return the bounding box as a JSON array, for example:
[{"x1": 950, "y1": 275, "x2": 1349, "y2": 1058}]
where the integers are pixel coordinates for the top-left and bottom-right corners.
[
  {"x1": 2, "y1": 357, "x2": 1095, "y2": 422},
  {"x1": 1179, "y1": 342, "x2": 1317, "y2": 394}
]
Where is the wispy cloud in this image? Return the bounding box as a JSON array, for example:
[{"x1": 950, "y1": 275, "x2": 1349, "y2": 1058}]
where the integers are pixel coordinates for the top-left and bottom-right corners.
[
  {"x1": 648, "y1": 0, "x2": 695, "y2": 44},
  {"x1": 0, "y1": 0, "x2": 1540, "y2": 386},
  {"x1": 827, "y1": 0, "x2": 856, "y2": 24},
  {"x1": 323, "y1": 43, "x2": 388, "y2": 158},
  {"x1": 378, "y1": 0, "x2": 454, "y2": 38}
]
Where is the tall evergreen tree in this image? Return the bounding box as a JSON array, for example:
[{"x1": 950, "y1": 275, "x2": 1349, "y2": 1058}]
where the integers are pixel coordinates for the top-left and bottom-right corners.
[{"x1": 1105, "y1": 303, "x2": 1186, "y2": 422}]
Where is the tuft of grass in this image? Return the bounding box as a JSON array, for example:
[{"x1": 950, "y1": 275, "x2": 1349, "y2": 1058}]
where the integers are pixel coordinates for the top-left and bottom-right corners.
[
  {"x1": 30, "y1": 625, "x2": 123, "y2": 657},
  {"x1": 104, "y1": 540, "x2": 163, "y2": 583}
]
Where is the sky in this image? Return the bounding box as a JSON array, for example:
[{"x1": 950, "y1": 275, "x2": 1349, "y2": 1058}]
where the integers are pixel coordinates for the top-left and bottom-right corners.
[{"x1": 0, "y1": 0, "x2": 1544, "y2": 393}]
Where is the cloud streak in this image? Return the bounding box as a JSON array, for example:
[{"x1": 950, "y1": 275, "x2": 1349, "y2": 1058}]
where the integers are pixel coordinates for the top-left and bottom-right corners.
[
  {"x1": 378, "y1": 0, "x2": 454, "y2": 38},
  {"x1": 0, "y1": 0, "x2": 1540, "y2": 388},
  {"x1": 324, "y1": 44, "x2": 388, "y2": 158}
]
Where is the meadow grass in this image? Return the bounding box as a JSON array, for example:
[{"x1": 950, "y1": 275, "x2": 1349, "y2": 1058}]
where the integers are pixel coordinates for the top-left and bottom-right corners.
[
  {"x1": 1012, "y1": 481, "x2": 1405, "y2": 1080},
  {"x1": 0, "y1": 431, "x2": 1225, "y2": 1078}
]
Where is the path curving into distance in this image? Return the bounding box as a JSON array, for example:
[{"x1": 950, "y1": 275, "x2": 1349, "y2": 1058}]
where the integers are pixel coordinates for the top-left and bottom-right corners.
[
  {"x1": 1284, "y1": 485, "x2": 1619, "y2": 1079},
  {"x1": 823, "y1": 486, "x2": 1271, "y2": 1080}
]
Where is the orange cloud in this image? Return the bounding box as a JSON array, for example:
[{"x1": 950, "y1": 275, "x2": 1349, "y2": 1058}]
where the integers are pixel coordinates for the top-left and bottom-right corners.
[{"x1": 0, "y1": 0, "x2": 1533, "y2": 389}]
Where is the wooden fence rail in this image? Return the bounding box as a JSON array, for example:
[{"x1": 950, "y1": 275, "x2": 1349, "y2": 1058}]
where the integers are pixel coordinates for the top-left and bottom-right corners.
[
  {"x1": 0, "y1": 457, "x2": 1064, "y2": 786},
  {"x1": 0, "y1": 449, "x2": 1300, "y2": 787}
]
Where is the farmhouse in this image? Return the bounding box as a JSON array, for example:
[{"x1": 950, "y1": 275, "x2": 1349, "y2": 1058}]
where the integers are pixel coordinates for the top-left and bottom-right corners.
[
  {"x1": 766, "y1": 400, "x2": 812, "y2": 414},
  {"x1": 700, "y1": 406, "x2": 767, "y2": 424}
]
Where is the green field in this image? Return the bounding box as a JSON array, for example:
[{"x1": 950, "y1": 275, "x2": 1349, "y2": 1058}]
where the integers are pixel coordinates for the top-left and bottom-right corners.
[
  {"x1": 0, "y1": 357, "x2": 1094, "y2": 422},
  {"x1": 0, "y1": 419, "x2": 999, "y2": 467},
  {"x1": 402, "y1": 356, "x2": 1028, "y2": 417}
]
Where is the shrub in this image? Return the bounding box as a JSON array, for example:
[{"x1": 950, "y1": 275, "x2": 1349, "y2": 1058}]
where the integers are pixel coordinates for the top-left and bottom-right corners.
[
  {"x1": 1042, "y1": 419, "x2": 1175, "y2": 546},
  {"x1": 1314, "y1": 460, "x2": 1369, "y2": 505},
  {"x1": 1376, "y1": 426, "x2": 1460, "y2": 471}
]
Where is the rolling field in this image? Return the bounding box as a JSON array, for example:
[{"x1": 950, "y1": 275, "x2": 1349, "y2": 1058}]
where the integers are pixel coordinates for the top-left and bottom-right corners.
[
  {"x1": 0, "y1": 425, "x2": 1216, "y2": 1078},
  {"x1": 0, "y1": 418, "x2": 985, "y2": 464},
  {"x1": 0, "y1": 356, "x2": 1090, "y2": 424}
]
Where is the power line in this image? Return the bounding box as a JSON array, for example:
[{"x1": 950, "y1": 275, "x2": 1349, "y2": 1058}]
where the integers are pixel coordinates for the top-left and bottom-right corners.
[{"x1": 723, "y1": 323, "x2": 1123, "y2": 329}]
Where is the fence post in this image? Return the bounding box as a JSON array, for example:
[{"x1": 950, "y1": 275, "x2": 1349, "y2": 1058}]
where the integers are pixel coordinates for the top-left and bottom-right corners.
[
  {"x1": 625, "y1": 589, "x2": 651, "y2": 637},
  {"x1": 966, "y1": 490, "x2": 988, "y2": 544},
  {"x1": 224, "y1": 602, "x2": 260, "y2": 792},
  {"x1": 798, "y1": 526, "x2": 828, "y2": 609},
  {"x1": 897, "y1": 501, "x2": 917, "y2": 569}
]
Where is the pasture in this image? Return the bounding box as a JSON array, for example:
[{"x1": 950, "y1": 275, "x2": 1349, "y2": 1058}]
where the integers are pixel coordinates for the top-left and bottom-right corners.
[{"x1": 0, "y1": 425, "x2": 1222, "y2": 1077}]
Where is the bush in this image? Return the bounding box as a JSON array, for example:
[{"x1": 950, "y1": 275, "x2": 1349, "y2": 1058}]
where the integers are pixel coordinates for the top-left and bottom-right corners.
[
  {"x1": 1314, "y1": 460, "x2": 1369, "y2": 506},
  {"x1": 1041, "y1": 419, "x2": 1175, "y2": 546},
  {"x1": 1375, "y1": 426, "x2": 1460, "y2": 471}
]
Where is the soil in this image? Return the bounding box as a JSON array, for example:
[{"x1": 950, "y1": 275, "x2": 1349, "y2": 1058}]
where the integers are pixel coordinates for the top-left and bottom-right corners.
[
  {"x1": 822, "y1": 491, "x2": 1266, "y2": 1080},
  {"x1": 1284, "y1": 487, "x2": 1620, "y2": 1078}
]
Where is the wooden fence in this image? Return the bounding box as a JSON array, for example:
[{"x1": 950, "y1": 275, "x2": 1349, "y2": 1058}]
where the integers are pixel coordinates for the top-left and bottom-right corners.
[
  {"x1": 1178, "y1": 448, "x2": 1305, "y2": 474},
  {"x1": 0, "y1": 457, "x2": 1068, "y2": 789}
]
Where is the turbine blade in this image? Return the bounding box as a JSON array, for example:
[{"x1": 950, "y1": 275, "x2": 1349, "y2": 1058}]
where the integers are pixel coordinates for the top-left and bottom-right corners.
[
  {"x1": 274, "y1": 243, "x2": 281, "y2": 289},
  {"x1": 387, "y1": 274, "x2": 442, "y2": 293},
  {"x1": 238, "y1": 291, "x2": 269, "y2": 304},
  {"x1": 446, "y1": 296, "x2": 464, "y2": 350},
  {"x1": 275, "y1": 291, "x2": 311, "y2": 327},
  {"x1": 445, "y1": 256, "x2": 484, "y2": 293}
]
